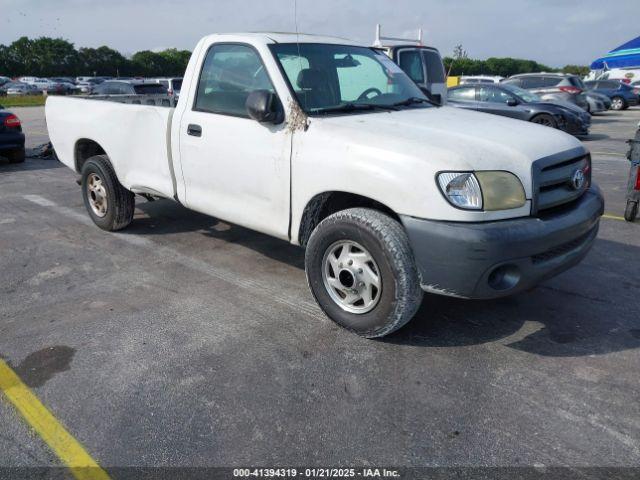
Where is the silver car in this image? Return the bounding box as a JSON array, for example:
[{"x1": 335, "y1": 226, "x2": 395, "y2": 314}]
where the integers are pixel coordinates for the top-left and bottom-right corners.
[{"x1": 502, "y1": 73, "x2": 590, "y2": 111}]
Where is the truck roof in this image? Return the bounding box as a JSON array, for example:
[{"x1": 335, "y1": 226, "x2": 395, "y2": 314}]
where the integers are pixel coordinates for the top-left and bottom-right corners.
[{"x1": 201, "y1": 32, "x2": 362, "y2": 46}]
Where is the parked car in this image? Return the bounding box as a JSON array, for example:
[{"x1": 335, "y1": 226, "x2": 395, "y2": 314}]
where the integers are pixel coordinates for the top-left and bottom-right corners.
[
  {"x1": 46, "y1": 32, "x2": 604, "y2": 338},
  {"x1": 585, "y1": 91, "x2": 611, "y2": 112},
  {"x1": 373, "y1": 25, "x2": 447, "y2": 105},
  {"x1": 584, "y1": 80, "x2": 640, "y2": 110},
  {"x1": 152, "y1": 78, "x2": 183, "y2": 98},
  {"x1": 0, "y1": 76, "x2": 11, "y2": 87},
  {"x1": 0, "y1": 107, "x2": 25, "y2": 163},
  {"x1": 5, "y1": 82, "x2": 41, "y2": 96},
  {"x1": 502, "y1": 73, "x2": 589, "y2": 111},
  {"x1": 459, "y1": 75, "x2": 503, "y2": 85},
  {"x1": 92, "y1": 80, "x2": 168, "y2": 95},
  {"x1": 49, "y1": 78, "x2": 80, "y2": 94},
  {"x1": 584, "y1": 91, "x2": 608, "y2": 113},
  {"x1": 447, "y1": 83, "x2": 590, "y2": 136}
]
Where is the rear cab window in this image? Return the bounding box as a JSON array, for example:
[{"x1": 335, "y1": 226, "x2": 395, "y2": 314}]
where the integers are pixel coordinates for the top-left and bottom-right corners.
[{"x1": 134, "y1": 84, "x2": 168, "y2": 94}]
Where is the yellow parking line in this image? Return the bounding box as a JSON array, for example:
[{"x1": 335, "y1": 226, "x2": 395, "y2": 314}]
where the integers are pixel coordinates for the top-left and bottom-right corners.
[
  {"x1": 0, "y1": 359, "x2": 111, "y2": 480},
  {"x1": 602, "y1": 213, "x2": 627, "y2": 222}
]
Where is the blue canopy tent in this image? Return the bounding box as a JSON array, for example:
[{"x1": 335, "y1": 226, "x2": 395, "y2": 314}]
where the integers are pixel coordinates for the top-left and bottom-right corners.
[{"x1": 591, "y1": 36, "x2": 640, "y2": 70}]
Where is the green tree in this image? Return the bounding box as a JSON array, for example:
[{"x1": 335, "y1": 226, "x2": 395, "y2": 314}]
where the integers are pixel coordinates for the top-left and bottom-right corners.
[
  {"x1": 562, "y1": 65, "x2": 590, "y2": 77},
  {"x1": 78, "y1": 46, "x2": 131, "y2": 77}
]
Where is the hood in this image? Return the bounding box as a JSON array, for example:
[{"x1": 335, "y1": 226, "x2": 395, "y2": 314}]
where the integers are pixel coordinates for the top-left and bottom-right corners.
[{"x1": 308, "y1": 106, "x2": 584, "y2": 196}]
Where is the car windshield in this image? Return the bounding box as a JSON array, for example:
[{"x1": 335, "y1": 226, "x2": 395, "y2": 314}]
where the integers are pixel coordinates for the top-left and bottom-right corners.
[
  {"x1": 270, "y1": 43, "x2": 431, "y2": 115},
  {"x1": 502, "y1": 84, "x2": 541, "y2": 103}
]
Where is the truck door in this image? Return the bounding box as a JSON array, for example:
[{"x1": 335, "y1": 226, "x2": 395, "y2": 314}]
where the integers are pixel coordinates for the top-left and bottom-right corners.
[{"x1": 177, "y1": 43, "x2": 291, "y2": 240}]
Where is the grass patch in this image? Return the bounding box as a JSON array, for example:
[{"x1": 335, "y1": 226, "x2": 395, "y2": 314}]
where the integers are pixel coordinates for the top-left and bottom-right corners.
[{"x1": 0, "y1": 95, "x2": 46, "y2": 107}]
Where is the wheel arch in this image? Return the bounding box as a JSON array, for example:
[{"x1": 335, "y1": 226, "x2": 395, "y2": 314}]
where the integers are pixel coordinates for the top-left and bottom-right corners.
[
  {"x1": 297, "y1": 191, "x2": 401, "y2": 247},
  {"x1": 74, "y1": 138, "x2": 107, "y2": 173}
]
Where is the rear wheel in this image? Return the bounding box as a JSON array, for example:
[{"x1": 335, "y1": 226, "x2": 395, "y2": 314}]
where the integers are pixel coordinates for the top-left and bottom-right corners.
[
  {"x1": 305, "y1": 208, "x2": 423, "y2": 338},
  {"x1": 531, "y1": 114, "x2": 557, "y2": 128},
  {"x1": 611, "y1": 96, "x2": 626, "y2": 111},
  {"x1": 625, "y1": 201, "x2": 638, "y2": 222},
  {"x1": 7, "y1": 148, "x2": 25, "y2": 164},
  {"x1": 81, "y1": 155, "x2": 135, "y2": 231}
]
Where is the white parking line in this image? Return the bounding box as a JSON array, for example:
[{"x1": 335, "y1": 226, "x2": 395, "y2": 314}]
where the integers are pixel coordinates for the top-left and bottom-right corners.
[{"x1": 22, "y1": 194, "x2": 325, "y2": 321}]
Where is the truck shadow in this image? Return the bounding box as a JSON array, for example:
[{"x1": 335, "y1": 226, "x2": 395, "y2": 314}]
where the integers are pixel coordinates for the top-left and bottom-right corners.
[
  {"x1": 129, "y1": 200, "x2": 640, "y2": 358},
  {"x1": 384, "y1": 237, "x2": 640, "y2": 357}
]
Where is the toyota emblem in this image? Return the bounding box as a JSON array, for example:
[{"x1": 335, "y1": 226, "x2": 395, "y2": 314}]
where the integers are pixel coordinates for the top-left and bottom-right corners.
[{"x1": 571, "y1": 169, "x2": 585, "y2": 190}]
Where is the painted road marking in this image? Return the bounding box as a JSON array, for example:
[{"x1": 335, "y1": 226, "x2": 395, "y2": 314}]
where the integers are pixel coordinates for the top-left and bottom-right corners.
[
  {"x1": 0, "y1": 359, "x2": 111, "y2": 480},
  {"x1": 22, "y1": 195, "x2": 325, "y2": 320},
  {"x1": 603, "y1": 213, "x2": 630, "y2": 222}
]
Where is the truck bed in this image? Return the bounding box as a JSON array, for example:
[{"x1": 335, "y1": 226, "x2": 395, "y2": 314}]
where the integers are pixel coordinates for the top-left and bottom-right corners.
[{"x1": 46, "y1": 95, "x2": 178, "y2": 199}]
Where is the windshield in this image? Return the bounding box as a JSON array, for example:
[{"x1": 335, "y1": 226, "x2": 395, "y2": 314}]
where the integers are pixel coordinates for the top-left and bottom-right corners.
[
  {"x1": 502, "y1": 84, "x2": 541, "y2": 103},
  {"x1": 270, "y1": 43, "x2": 431, "y2": 115}
]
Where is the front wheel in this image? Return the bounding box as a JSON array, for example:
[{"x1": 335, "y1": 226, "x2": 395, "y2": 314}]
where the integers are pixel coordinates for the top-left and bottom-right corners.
[
  {"x1": 305, "y1": 208, "x2": 423, "y2": 338},
  {"x1": 625, "y1": 201, "x2": 638, "y2": 222},
  {"x1": 81, "y1": 155, "x2": 135, "y2": 231},
  {"x1": 611, "y1": 96, "x2": 626, "y2": 111},
  {"x1": 531, "y1": 114, "x2": 557, "y2": 129}
]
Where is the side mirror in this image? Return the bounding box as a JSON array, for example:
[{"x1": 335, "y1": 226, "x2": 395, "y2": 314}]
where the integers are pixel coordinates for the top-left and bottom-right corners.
[
  {"x1": 506, "y1": 98, "x2": 519, "y2": 107},
  {"x1": 245, "y1": 90, "x2": 284, "y2": 124}
]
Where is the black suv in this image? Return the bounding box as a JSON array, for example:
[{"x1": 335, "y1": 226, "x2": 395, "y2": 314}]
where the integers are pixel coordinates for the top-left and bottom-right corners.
[{"x1": 502, "y1": 73, "x2": 589, "y2": 111}]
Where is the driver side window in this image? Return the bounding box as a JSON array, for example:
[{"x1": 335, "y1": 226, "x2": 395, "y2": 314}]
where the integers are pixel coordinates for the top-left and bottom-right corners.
[
  {"x1": 194, "y1": 44, "x2": 275, "y2": 117},
  {"x1": 478, "y1": 87, "x2": 512, "y2": 104}
]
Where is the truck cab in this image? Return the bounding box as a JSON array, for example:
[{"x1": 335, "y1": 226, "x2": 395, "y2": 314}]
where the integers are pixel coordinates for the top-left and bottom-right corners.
[{"x1": 372, "y1": 25, "x2": 447, "y2": 105}]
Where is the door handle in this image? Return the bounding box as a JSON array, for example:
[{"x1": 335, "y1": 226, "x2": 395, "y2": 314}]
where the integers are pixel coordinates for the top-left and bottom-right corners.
[{"x1": 187, "y1": 124, "x2": 202, "y2": 137}]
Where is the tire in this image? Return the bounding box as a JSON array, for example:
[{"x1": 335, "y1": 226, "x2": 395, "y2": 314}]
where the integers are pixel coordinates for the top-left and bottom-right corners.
[
  {"x1": 611, "y1": 96, "x2": 626, "y2": 111},
  {"x1": 7, "y1": 148, "x2": 25, "y2": 164},
  {"x1": 305, "y1": 208, "x2": 423, "y2": 338},
  {"x1": 530, "y1": 114, "x2": 557, "y2": 129},
  {"x1": 80, "y1": 155, "x2": 134, "y2": 231},
  {"x1": 625, "y1": 201, "x2": 638, "y2": 222}
]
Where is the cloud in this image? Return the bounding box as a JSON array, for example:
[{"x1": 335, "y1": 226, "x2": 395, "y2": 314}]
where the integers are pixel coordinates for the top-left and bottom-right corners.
[{"x1": 0, "y1": 0, "x2": 638, "y2": 67}]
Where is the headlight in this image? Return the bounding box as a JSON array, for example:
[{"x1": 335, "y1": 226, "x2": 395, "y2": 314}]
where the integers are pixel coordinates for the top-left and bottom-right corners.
[
  {"x1": 437, "y1": 172, "x2": 482, "y2": 209},
  {"x1": 437, "y1": 171, "x2": 526, "y2": 211}
]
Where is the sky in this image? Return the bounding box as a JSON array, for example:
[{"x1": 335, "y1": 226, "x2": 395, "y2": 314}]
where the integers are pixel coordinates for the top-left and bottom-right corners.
[{"x1": 0, "y1": 0, "x2": 638, "y2": 67}]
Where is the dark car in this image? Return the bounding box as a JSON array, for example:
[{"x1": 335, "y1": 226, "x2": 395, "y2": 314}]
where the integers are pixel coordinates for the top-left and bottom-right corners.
[
  {"x1": 0, "y1": 107, "x2": 25, "y2": 163},
  {"x1": 502, "y1": 73, "x2": 589, "y2": 111},
  {"x1": 447, "y1": 83, "x2": 590, "y2": 136},
  {"x1": 584, "y1": 80, "x2": 639, "y2": 111},
  {"x1": 92, "y1": 80, "x2": 168, "y2": 96}
]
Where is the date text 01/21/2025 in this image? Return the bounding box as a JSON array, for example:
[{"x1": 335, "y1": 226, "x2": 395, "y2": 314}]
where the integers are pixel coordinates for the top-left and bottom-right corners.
[{"x1": 232, "y1": 468, "x2": 401, "y2": 478}]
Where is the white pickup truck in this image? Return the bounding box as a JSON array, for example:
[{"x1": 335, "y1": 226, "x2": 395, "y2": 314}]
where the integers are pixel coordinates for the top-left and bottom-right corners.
[{"x1": 46, "y1": 33, "x2": 604, "y2": 338}]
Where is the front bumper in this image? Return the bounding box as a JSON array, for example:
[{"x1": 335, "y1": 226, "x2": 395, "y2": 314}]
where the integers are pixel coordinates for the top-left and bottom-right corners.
[{"x1": 401, "y1": 185, "x2": 604, "y2": 299}]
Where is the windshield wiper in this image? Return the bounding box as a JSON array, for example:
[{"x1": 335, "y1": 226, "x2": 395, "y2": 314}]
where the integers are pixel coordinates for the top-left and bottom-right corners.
[
  {"x1": 393, "y1": 96, "x2": 434, "y2": 107},
  {"x1": 314, "y1": 102, "x2": 399, "y2": 114}
]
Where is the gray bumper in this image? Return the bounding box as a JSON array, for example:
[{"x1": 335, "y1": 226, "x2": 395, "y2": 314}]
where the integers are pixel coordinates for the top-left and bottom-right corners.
[{"x1": 401, "y1": 185, "x2": 604, "y2": 299}]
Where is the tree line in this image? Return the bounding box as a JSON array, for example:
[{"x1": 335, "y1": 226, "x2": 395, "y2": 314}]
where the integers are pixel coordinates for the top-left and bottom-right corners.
[
  {"x1": 0, "y1": 37, "x2": 192, "y2": 78},
  {"x1": 444, "y1": 57, "x2": 590, "y2": 78},
  {"x1": 0, "y1": 36, "x2": 590, "y2": 79}
]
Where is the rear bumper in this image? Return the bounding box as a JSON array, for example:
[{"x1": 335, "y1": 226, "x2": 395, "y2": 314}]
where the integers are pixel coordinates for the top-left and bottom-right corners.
[
  {"x1": 0, "y1": 132, "x2": 25, "y2": 151},
  {"x1": 401, "y1": 185, "x2": 604, "y2": 299}
]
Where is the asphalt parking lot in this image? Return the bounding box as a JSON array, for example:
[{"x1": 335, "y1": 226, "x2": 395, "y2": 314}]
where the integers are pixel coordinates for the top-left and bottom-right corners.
[{"x1": 1, "y1": 106, "x2": 639, "y2": 477}]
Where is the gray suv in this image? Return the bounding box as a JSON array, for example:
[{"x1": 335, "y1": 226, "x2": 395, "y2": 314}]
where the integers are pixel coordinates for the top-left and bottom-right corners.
[{"x1": 502, "y1": 73, "x2": 589, "y2": 111}]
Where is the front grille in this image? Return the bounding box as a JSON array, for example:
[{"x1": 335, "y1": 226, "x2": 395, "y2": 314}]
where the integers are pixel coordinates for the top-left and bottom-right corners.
[{"x1": 532, "y1": 151, "x2": 591, "y2": 214}]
